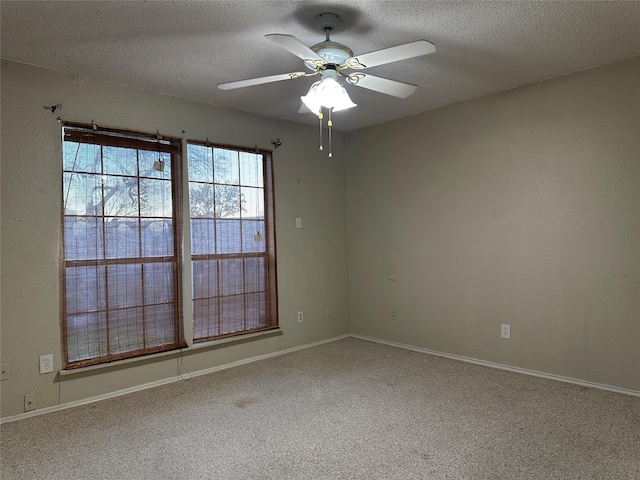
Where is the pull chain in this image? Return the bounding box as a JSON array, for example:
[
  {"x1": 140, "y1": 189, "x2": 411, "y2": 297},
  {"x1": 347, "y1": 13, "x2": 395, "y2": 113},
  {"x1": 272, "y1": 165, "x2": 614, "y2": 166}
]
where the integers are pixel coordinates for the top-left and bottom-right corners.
[
  {"x1": 318, "y1": 112, "x2": 324, "y2": 151},
  {"x1": 327, "y1": 108, "x2": 333, "y2": 158}
]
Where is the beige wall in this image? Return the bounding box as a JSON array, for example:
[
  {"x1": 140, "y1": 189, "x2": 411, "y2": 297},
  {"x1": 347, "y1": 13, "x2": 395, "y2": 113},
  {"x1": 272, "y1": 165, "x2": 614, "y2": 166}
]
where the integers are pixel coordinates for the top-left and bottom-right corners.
[
  {"x1": 0, "y1": 61, "x2": 350, "y2": 418},
  {"x1": 2, "y1": 56, "x2": 638, "y2": 419},
  {"x1": 347, "y1": 56, "x2": 639, "y2": 391}
]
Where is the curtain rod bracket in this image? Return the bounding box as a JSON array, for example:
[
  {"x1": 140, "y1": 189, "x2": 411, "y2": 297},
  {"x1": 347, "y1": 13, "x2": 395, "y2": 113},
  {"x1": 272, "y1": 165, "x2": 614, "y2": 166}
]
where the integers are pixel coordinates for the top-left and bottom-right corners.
[{"x1": 43, "y1": 103, "x2": 62, "y2": 114}]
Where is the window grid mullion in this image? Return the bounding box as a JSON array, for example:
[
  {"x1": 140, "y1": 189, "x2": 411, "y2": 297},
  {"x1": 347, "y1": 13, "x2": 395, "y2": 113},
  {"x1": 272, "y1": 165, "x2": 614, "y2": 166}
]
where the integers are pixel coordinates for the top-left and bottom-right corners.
[
  {"x1": 136, "y1": 149, "x2": 147, "y2": 350},
  {"x1": 210, "y1": 146, "x2": 222, "y2": 337},
  {"x1": 99, "y1": 145, "x2": 112, "y2": 358}
]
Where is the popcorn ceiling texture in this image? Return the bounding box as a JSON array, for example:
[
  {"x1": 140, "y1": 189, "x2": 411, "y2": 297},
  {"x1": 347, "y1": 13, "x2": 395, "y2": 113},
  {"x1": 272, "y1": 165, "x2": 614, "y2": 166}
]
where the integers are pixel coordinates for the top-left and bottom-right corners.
[
  {"x1": 2, "y1": 338, "x2": 639, "y2": 479},
  {"x1": 1, "y1": 1, "x2": 639, "y2": 131}
]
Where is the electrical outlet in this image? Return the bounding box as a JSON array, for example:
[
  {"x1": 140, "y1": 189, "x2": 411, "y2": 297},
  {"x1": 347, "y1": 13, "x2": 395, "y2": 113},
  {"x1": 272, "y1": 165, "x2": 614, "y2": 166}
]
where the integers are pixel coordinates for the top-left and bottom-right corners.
[
  {"x1": 297, "y1": 311, "x2": 304, "y2": 323},
  {"x1": 391, "y1": 309, "x2": 397, "y2": 321},
  {"x1": 24, "y1": 393, "x2": 36, "y2": 412},
  {"x1": 295, "y1": 217, "x2": 302, "y2": 229},
  {"x1": 40, "y1": 354, "x2": 54, "y2": 374},
  {"x1": 326, "y1": 307, "x2": 333, "y2": 318},
  {"x1": 1, "y1": 363, "x2": 10, "y2": 381},
  {"x1": 501, "y1": 323, "x2": 511, "y2": 339}
]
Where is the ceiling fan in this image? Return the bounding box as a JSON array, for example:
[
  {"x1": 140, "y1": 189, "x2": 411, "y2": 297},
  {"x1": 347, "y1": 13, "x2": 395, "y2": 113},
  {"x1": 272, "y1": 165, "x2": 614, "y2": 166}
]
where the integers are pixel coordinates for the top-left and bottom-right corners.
[{"x1": 218, "y1": 13, "x2": 436, "y2": 155}]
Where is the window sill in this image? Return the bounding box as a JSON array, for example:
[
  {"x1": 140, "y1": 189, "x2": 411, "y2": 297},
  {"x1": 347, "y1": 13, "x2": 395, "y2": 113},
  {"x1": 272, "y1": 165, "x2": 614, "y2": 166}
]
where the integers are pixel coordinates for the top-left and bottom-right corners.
[{"x1": 59, "y1": 327, "x2": 283, "y2": 379}]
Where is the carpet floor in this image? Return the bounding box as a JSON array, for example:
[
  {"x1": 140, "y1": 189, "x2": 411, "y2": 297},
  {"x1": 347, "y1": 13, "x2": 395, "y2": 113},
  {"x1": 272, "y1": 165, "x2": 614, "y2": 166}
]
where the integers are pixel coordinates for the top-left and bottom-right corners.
[{"x1": 1, "y1": 337, "x2": 639, "y2": 479}]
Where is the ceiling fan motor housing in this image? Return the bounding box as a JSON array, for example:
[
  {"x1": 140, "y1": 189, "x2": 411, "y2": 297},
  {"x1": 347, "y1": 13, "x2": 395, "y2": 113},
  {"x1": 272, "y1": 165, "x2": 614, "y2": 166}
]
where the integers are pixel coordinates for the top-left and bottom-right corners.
[
  {"x1": 305, "y1": 13, "x2": 354, "y2": 69},
  {"x1": 310, "y1": 40, "x2": 354, "y2": 66}
]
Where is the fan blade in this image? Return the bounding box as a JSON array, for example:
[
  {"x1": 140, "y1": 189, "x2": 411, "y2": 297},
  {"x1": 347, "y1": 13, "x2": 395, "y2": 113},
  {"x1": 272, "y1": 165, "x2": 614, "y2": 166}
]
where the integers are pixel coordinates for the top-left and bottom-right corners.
[
  {"x1": 346, "y1": 40, "x2": 435, "y2": 69},
  {"x1": 266, "y1": 34, "x2": 325, "y2": 63},
  {"x1": 346, "y1": 73, "x2": 417, "y2": 98},
  {"x1": 218, "y1": 72, "x2": 307, "y2": 90}
]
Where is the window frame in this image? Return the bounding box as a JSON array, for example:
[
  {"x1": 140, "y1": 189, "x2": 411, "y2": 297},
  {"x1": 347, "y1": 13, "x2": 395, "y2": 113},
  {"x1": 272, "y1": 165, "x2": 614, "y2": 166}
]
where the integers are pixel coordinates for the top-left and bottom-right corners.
[
  {"x1": 187, "y1": 140, "x2": 279, "y2": 342},
  {"x1": 61, "y1": 122, "x2": 186, "y2": 368}
]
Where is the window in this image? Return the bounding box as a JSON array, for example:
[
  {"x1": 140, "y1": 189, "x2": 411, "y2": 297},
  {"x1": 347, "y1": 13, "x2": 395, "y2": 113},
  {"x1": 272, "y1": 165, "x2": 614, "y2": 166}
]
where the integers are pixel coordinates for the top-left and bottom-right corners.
[
  {"x1": 188, "y1": 142, "x2": 278, "y2": 341},
  {"x1": 62, "y1": 124, "x2": 185, "y2": 367}
]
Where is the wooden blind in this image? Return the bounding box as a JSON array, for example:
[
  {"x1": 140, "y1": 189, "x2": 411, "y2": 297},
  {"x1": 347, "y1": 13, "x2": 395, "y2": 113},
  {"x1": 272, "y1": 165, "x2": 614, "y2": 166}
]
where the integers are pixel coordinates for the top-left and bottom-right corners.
[
  {"x1": 187, "y1": 141, "x2": 278, "y2": 341},
  {"x1": 62, "y1": 123, "x2": 185, "y2": 368}
]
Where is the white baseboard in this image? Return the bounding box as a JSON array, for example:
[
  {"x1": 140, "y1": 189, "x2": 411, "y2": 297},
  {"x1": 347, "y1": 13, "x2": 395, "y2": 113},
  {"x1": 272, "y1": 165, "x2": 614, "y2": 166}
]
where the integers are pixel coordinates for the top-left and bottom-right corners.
[
  {"x1": 1, "y1": 333, "x2": 350, "y2": 424},
  {"x1": 4, "y1": 331, "x2": 635, "y2": 424},
  {"x1": 351, "y1": 334, "x2": 640, "y2": 398}
]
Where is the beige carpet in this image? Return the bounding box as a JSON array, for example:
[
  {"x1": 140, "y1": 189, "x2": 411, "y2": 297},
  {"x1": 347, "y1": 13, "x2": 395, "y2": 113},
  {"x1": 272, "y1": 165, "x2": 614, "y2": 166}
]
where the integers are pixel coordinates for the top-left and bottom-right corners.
[{"x1": 1, "y1": 337, "x2": 639, "y2": 479}]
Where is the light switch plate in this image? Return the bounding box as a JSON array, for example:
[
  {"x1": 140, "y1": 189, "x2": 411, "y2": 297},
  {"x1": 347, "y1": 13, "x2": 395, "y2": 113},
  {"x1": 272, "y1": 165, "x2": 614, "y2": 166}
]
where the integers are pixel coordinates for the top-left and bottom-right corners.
[{"x1": 501, "y1": 324, "x2": 511, "y2": 339}]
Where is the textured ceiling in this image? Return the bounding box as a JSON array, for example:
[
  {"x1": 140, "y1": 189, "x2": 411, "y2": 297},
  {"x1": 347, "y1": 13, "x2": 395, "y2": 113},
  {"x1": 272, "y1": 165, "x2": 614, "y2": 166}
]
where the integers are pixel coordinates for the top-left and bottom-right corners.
[{"x1": 2, "y1": 1, "x2": 639, "y2": 132}]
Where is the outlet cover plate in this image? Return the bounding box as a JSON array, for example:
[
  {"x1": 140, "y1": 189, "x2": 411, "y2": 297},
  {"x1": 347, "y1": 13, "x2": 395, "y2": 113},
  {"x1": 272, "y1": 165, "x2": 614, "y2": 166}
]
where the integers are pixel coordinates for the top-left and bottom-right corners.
[
  {"x1": 501, "y1": 323, "x2": 511, "y2": 339},
  {"x1": 40, "y1": 354, "x2": 54, "y2": 374},
  {"x1": 24, "y1": 393, "x2": 36, "y2": 412}
]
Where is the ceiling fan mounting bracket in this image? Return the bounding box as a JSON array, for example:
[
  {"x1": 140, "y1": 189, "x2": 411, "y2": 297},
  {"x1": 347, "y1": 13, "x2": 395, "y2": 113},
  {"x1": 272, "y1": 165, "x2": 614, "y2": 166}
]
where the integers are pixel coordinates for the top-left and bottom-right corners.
[{"x1": 315, "y1": 13, "x2": 341, "y2": 34}]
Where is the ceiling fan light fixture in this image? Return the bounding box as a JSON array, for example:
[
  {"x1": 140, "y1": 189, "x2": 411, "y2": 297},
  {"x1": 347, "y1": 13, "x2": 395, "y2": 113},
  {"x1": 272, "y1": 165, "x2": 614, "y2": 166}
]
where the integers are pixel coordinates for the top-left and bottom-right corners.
[
  {"x1": 301, "y1": 71, "x2": 355, "y2": 158},
  {"x1": 301, "y1": 75, "x2": 356, "y2": 114}
]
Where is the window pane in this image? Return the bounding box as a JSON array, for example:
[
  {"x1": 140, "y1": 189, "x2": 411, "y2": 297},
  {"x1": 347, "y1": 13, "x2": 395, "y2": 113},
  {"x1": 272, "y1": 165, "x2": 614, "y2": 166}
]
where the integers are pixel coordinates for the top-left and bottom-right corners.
[
  {"x1": 242, "y1": 220, "x2": 266, "y2": 253},
  {"x1": 140, "y1": 178, "x2": 172, "y2": 217},
  {"x1": 141, "y1": 220, "x2": 173, "y2": 257},
  {"x1": 216, "y1": 219, "x2": 241, "y2": 253},
  {"x1": 193, "y1": 298, "x2": 219, "y2": 338},
  {"x1": 65, "y1": 216, "x2": 105, "y2": 260},
  {"x1": 109, "y1": 307, "x2": 144, "y2": 354},
  {"x1": 144, "y1": 263, "x2": 174, "y2": 304},
  {"x1": 102, "y1": 146, "x2": 138, "y2": 176},
  {"x1": 190, "y1": 219, "x2": 215, "y2": 255},
  {"x1": 219, "y1": 258, "x2": 244, "y2": 295},
  {"x1": 63, "y1": 141, "x2": 101, "y2": 173},
  {"x1": 215, "y1": 185, "x2": 241, "y2": 218},
  {"x1": 63, "y1": 172, "x2": 103, "y2": 216},
  {"x1": 214, "y1": 148, "x2": 239, "y2": 185},
  {"x1": 103, "y1": 176, "x2": 139, "y2": 217},
  {"x1": 245, "y1": 292, "x2": 268, "y2": 330},
  {"x1": 244, "y1": 257, "x2": 265, "y2": 293},
  {"x1": 145, "y1": 304, "x2": 176, "y2": 347},
  {"x1": 66, "y1": 266, "x2": 107, "y2": 314},
  {"x1": 66, "y1": 312, "x2": 108, "y2": 362},
  {"x1": 242, "y1": 186, "x2": 264, "y2": 218},
  {"x1": 139, "y1": 151, "x2": 171, "y2": 180},
  {"x1": 239, "y1": 151, "x2": 263, "y2": 187},
  {"x1": 189, "y1": 183, "x2": 214, "y2": 218},
  {"x1": 192, "y1": 259, "x2": 218, "y2": 299},
  {"x1": 107, "y1": 264, "x2": 142, "y2": 308},
  {"x1": 220, "y1": 295, "x2": 244, "y2": 335},
  {"x1": 188, "y1": 144, "x2": 213, "y2": 182},
  {"x1": 105, "y1": 218, "x2": 140, "y2": 258}
]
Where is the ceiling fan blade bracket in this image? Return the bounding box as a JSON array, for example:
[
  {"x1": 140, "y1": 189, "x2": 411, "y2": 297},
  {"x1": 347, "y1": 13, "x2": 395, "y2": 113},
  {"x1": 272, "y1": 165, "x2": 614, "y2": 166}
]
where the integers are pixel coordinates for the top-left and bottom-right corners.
[
  {"x1": 345, "y1": 58, "x2": 367, "y2": 70},
  {"x1": 345, "y1": 73, "x2": 365, "y2": 86}
]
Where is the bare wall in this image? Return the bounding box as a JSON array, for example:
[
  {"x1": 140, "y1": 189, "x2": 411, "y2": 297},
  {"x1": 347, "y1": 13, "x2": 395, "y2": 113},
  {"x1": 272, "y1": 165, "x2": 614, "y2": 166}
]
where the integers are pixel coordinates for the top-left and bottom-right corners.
[
  {"x1": 346, "y1": 56, "x2": 639, "y2": 391},
  {"x1": 0, "y1": 60, "x2": 350, "y2": 418}
]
